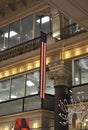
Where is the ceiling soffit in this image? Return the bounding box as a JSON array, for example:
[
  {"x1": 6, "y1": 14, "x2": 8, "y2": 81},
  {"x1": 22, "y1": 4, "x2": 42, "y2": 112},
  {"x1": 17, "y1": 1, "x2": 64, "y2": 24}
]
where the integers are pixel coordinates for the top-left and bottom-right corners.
[
  {"x1": 45, "y1": 0, "x2": 88, "y2": 30},
  {"x1": 0, "y1": 0, "x2": 49, "y2": 26}
]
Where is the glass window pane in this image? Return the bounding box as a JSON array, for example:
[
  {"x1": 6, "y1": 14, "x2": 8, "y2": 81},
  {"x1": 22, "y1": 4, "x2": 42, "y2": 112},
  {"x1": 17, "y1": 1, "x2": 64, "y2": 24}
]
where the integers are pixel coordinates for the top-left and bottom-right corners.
[
  {"x1": 0, "y1": 25, "x2": 9, "y2": 51},
  {"x1": 26, "y1": 70, "x2": 54, "y2": 96},
  {"x1": 21, "y1": 15, "x2": 33, "y2": 43},
  {"x1": 11, "y1": 75, "x2": 25, "y2": 99},
  {"x1": 79, "y1": 57, "x2": 88, "y2": 84},
  {"x1": 46, "y1": 72, "x2": 54, "y2": 95},
  {"x1": 64, "y1": 17, "x2": 69, "y2": 27},
  {"x1": 9, "y1": 20, "x2": 20, "y2": 48},
  {"x1": 74, "y1": 56, "x2": 88, "y2": 85},
  {"x1": 34, "y1": 15, "x2": 40, "y2": 38},
  {"x1": 26, "y1": 70, "x2": 39, "y2": 96},
  {"x1": 41, "y1": 16, "x2": 51, "y2": 33},
  {"x1": 0, "y1": 79, "x2": 10, "y2": 102},
  {"x1": 74, "y1": 60, "x2": 81, "y2": 85}
]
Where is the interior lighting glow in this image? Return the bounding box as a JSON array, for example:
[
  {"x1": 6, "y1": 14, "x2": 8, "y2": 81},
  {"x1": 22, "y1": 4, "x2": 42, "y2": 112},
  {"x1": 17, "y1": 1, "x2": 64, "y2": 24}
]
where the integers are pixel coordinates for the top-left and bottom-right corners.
[
  {"x1": 46, "y1": 57, "x2": 50, "y2": 64},
  {"x1": 84, "y1": 123, "x2": 86, "y2": 126},
  {"x1": 75, "y1": 77, "x2": 79, "y2": 82},
  {"x1": 33, "y1": 123, "x2": 38, "y2": 128},
  {"x1": 0, "y1": 73, "x2": 2, "y2": 78},
  {"x1": 11, "y1": 95, "x2": 17, "y2": 98},
  {"x1": 86, "y1": 119, "x2": 88, "y2": 122},
  {"x1": 4, "y1": 71, "x2": 9, "y2": 76},
  {"x1": 5, "y1": 31, "x2": 17, "y2": 38},
  {"x1": 26, "y1": 80, "x2": 34, "y2": 87},
  {"x1": 31, "y1": 92, "x2": 38, "y2": 95},
  {"x1": 3, "y1": 45, "x2": 6, "y2": 49},
  {"x1": 35, "y1": 63, "x2": 39, "y2": 67},
  {"x1": 5, "y1": 127, "x2": 9, "y2": 130},
  {"x1": 65, "y1": 52, "x2": 70, "y2": 58},
  {"x1": 35, "y1": 61, "x2": 39, "y2": 67},
  {"x1": 52, "y1": 31, "x2": 60, "y2": 37},
  {"x1": 12, "y1": 68, "x2": 16, "y2": 74},
  {"x1": 19, "y1": 67, "x2": 24, "y2": 72},
  {"x1": 75, "y1": 50, "x2": 80, "y2": 55},
  {"x1": 27, "y1": 64, "x2": 32, "y2": 70},
  {"x1": 37, "y1": 16, "x2": 49, "y2": 24}
]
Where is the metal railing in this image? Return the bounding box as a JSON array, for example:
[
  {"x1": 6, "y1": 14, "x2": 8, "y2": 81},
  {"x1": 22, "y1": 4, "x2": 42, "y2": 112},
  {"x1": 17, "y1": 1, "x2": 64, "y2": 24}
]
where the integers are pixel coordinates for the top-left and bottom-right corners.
[
  {"x1": 0, "y1": 37, "x2": 40, "y2": 62},
  {"x1": 0, "y1": 94, "x2": 54, "y2": 116},
  {"x1": 68, "y1": 83, "x2": 88, "y2": 104},
  {"x1": 61, "y1": 23, "x2": 86, "y2": 39}
]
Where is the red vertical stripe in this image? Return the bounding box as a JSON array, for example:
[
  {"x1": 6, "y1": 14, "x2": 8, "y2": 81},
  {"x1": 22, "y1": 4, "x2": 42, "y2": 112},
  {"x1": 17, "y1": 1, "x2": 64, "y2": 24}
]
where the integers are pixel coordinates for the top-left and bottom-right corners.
[{"x1": 39, "y1": 39, "x2": 46, "y2": 99}]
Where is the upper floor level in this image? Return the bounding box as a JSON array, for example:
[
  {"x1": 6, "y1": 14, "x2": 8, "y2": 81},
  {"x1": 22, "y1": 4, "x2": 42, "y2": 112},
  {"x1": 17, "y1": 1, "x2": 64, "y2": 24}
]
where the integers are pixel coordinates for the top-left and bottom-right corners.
[{"x1": 0, "y1": 5, "x2": 86, "y2": 52}]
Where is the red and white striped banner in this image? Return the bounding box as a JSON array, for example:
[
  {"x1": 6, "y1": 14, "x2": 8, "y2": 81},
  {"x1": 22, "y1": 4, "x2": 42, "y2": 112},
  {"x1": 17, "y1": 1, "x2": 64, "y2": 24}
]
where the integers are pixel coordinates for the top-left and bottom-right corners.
[{"x1": 39, "y1": 32, "x2": 47, "y2": 99}]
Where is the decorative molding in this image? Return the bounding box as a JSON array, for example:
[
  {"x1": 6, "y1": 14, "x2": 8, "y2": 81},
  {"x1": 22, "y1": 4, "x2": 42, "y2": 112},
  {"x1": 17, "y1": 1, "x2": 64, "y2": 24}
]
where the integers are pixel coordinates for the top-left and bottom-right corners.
[
  {"x1": 49, "y1": 60, "x2": 69, "y2": 86},
  {"x1": 0, "y1": 37, "x2": 40, "y2": 62}
]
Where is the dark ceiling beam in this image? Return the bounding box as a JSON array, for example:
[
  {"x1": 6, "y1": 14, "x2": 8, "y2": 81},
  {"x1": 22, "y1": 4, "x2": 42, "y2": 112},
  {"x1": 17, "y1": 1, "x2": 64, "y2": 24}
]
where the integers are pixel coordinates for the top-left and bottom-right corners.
[
  {"x1": 8, "y1": 2, "x2": 17, "y2": 11},
  {"x1": 0, "y1": 9, "x2": 5, "y2": 16},
  {"x1": 20, "y1": 0, "x2": 27, "y2": 6}
]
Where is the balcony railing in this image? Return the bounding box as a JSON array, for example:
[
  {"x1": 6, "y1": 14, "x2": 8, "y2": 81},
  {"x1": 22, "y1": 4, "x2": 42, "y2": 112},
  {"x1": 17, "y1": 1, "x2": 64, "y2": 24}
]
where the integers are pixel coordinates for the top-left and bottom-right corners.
[
  {"x1": 0, "y1": 37, "x2": 40, "y2": 62},
  {"x1": 61, "y1": 23, "x2": 86, "y2": 39},
  {"x1": 0, "y1": 94, "x2": 54, "y2": 116},
  {"x1": 68, "y1": 83, "x2": 88, "y2": 104}
]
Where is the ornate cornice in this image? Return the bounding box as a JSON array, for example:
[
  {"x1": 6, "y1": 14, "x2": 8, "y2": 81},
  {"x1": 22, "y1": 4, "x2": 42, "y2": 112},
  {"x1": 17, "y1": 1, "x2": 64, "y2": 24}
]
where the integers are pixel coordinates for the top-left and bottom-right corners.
[
  {"x1": 0, "y1": 37, "x2": 40, "y2": 62},
  {"x1": 49, "y1": 60, "x2": 69, "y2": 86}
]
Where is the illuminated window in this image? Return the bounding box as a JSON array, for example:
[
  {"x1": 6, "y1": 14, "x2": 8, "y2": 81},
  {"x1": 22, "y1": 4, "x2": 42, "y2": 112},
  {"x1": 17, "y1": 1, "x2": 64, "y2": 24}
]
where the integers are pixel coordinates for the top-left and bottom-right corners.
[
  {"x1": 9, "y1": 20, "x2": 20, "y2": 48},
  {"x1": 0, "y1": 25, "x2": 9, "y2": 51},
  {"x1": 0, "y1": 79, "x2": 10, "y2": 102},
  {"x1": 74, "y1": 56, "x2": 88, "y2": 85}
]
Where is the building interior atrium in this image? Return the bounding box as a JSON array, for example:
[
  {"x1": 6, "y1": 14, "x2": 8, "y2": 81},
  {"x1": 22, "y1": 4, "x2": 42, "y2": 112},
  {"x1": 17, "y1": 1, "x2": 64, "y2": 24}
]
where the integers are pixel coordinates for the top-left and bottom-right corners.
[{"x1": 0, "y1": 0, "x2": 88, "y2": 130}]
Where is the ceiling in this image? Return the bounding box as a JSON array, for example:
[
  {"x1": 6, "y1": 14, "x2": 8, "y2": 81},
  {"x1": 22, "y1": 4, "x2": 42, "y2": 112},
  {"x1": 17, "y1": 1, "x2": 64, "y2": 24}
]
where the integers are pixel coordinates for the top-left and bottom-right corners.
[
  {"x1": 45, "y1": 0, "x2": 88, "y2": 30},
  {"x1": 0, "y1": 0, "x2": 47, "y2": 26},
  {"x1": 0, "y1": 0, "x2": 42, "y2": 14}
]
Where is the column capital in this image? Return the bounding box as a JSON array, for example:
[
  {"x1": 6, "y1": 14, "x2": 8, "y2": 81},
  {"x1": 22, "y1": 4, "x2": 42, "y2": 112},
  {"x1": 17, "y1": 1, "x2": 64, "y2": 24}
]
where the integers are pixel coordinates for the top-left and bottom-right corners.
[
  {"x1": 49, "y1": 60, "x2": 69, "y2": 86},
  {"x1": 51, "y1": 9, "x2": 61, "y2": 18}
]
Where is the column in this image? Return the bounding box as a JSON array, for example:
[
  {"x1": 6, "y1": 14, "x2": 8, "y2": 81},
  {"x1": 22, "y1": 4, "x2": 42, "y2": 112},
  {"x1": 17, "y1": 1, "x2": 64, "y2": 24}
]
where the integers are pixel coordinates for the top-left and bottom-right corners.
[
  {"x1": 51, "y1": 9, "x2": 62, "y2": 40},
  {"x1": 49, "y1": 60, "x2": 69, "y2": 130}
]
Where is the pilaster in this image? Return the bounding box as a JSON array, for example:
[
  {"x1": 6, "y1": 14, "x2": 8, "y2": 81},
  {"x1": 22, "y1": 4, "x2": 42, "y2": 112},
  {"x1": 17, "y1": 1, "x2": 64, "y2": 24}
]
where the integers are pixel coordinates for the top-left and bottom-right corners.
[
  {"x1": 49, "y1": 60, "x2": 69, "y2": 130},
  {"x1": 51, "y1": 9, "x2": 61, "y2": 40},
  {"x1": 49, "y1": 60, "x2": 69, "y2": 86}
]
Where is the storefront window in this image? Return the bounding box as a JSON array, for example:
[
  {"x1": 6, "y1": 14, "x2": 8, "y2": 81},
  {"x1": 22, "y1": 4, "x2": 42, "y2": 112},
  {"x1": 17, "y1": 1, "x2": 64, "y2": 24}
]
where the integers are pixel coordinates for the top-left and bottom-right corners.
[
  {"x1": 46, "y1": 73, "x2": 54, "y2": 95},
  {"x1": 74, "y1": 56, "x2": 88, "y2": 85},
  {"x1": 0, "y1": 79, "x2": 10, "y2": 102},
  {"x1": 0, "y1": 25, "x2": 9, "y2": 51},
  {"x1": 0, "y1": 69, "x2": 54, "y2": 102},
  {"x1": 21, "y1": 15, "x2": 33, "y2": 43},
  {"x1": 26, "y1": 70, "x2": 39, "y2": 96},
  {"x1": 9, "y1": 20, "x2": 20, "y2": 48},
  {"x1": 34, "y1": 15, "x2": 41, "y2": 38},
  {"x1": 41, "y1": 16, "x2": 51, "y2": 33},
  {"x1": 11, "y1": 75, "x2": 25, "y2": 99},
  {"x1": 26, "y1": 70, "x2": 54, "y2": 96}
]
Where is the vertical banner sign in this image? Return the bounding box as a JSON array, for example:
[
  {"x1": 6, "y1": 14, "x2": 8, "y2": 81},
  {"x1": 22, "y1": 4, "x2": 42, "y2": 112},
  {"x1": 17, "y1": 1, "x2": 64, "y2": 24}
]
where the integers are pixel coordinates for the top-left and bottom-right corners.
[{"x1": 39, "y1": 32, "x2": 47, "y2": 99}]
